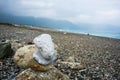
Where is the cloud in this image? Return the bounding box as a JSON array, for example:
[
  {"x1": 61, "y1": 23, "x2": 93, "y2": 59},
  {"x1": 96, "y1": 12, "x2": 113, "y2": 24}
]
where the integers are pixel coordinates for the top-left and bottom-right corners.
[
  {"x1": 0, "y1": 0, "x2": 120, "y2": 26},
  {"x1": 17, "y1": 0, "x2": 56, "y2": 18},
  {"x1": 21, "y1": 0, "x2": 54, "y2": 9},
  {"x1": 67, "y1": 9, "x2": 120, "y2": 25}
]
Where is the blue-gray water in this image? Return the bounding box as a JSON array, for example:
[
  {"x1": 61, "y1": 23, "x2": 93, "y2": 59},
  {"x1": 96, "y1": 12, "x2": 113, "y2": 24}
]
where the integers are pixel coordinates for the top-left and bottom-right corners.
[
  {"x1": 18, "y1": 24, "x2": 120, "y2": 39},
  {"x1": 57, "y1": 29, "x2": 120, "y2": 39}
]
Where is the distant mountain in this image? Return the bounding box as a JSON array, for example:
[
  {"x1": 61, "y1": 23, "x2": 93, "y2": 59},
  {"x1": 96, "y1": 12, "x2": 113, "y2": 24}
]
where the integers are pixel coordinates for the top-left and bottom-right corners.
[
  {"x1": 1, "y1": 13, "x2": 120, "y2": 38},
  {"x1": 0, "y1": 13, "x2": 82, "y2": 31}
]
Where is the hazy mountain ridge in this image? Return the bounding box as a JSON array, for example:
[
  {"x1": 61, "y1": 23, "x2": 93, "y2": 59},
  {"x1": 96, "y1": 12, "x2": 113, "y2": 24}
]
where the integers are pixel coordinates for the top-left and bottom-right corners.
[{"x1": 0, "y1": 13, "x2": 82, "y2": 31}]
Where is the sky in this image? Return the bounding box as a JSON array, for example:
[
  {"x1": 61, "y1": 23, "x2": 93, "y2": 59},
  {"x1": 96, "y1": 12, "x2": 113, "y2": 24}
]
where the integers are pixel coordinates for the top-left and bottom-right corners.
[{"x1": 0, "y1": 0, "x2": 120, "y2": 26}]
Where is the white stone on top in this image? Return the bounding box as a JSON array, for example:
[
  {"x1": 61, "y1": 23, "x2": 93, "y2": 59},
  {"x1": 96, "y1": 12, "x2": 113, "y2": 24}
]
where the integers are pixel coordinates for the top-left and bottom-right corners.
[{"x1": 33, "y1": 34, "x2": 56, "y2": 65}]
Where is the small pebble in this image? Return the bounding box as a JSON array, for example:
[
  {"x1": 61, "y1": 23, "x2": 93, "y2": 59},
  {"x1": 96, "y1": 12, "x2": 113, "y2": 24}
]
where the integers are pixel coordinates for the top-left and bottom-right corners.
[{"x1": 0, "y1": 58, "x2": 21, "y2": 80}]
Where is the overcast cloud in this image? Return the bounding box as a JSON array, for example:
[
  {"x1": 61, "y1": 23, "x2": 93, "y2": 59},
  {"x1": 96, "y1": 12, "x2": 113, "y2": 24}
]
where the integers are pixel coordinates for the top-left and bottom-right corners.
[{"x1": 0, "y1": 0, "x2": 120, "y2": 26}]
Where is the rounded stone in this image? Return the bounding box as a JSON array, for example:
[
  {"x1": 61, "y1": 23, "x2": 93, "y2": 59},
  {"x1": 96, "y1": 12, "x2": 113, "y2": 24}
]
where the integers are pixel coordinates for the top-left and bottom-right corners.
[
  {"x1": 13, "y1": 45, "x2": 51, "y2": 71},
  {"x1": 13, "y1": 68, "x2": 69, "y2": 80}
]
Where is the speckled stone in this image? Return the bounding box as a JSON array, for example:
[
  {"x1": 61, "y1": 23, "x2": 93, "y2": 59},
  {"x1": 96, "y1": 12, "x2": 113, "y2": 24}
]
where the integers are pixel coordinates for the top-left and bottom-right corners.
[
  {"x1": 12, "y1": 68, "x2": 69, "y2": 80},
  {"x1": 13, "y1": 45, "x2": 52, "y2": 71}
]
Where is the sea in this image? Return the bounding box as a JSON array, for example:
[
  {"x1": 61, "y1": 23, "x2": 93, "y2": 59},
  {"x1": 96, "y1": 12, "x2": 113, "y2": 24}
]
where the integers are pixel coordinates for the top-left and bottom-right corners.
[
  {"x1": 16, "y1": 24, "x2": 120, "y2": 39},
  {"x1": 57, "y1": 29, "x2": 120, "y2": 39}
]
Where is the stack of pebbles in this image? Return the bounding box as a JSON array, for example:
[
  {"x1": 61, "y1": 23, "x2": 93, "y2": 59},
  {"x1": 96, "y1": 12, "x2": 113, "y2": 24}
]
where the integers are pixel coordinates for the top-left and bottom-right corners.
[{"x1": 13, "y1": 34, "x2": 57, "y2": 71}]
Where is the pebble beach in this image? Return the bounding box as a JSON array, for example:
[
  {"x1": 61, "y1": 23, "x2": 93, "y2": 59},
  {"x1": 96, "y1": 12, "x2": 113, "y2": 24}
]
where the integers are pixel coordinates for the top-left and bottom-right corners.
[{"x1": 0, "y1": 24, "x2": 120, "y2": 80}]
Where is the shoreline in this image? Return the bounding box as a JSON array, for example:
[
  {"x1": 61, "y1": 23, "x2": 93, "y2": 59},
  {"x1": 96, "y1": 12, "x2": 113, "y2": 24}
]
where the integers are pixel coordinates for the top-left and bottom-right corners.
[{"x1": 0, "y1": 23, "x2": 119, "y2": 40}]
